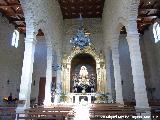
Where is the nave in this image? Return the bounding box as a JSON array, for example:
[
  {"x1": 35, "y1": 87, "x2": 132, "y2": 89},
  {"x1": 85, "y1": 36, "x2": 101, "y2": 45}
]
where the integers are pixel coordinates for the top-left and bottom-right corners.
[{"x1": 0, "y1": 0, "x2": 160, "y2": 120}]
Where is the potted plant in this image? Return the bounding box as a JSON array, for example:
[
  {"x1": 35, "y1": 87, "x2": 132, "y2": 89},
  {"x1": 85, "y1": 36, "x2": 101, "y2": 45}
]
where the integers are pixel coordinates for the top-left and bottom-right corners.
[{"x1": 60, "y1": 92, "x2": 67, "y2": 102}]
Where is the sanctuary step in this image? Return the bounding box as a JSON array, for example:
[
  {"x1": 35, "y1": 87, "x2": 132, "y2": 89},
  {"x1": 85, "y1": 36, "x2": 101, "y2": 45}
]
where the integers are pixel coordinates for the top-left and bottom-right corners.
[{"x1": 15, "y1": 103, "x2": 160, "y2": 120}]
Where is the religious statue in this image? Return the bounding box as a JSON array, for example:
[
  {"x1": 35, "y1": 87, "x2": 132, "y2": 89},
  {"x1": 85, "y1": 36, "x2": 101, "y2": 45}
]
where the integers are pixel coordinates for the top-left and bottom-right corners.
[
  {"x1": 79, "y1": 66, "x2": 89, "y2": 86},
  {"x1": 72, "y1": 66, "x2": 96, "y2": 93}
]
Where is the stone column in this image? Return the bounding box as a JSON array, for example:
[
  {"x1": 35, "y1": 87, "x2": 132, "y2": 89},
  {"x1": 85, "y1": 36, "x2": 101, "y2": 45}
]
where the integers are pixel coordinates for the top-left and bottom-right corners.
[
  {"x1": 43, "y1": 43, "x2": 53, "y2": 106},
  {"x1": 54, "y1": 54, "x2": 62, "y2": 103},
  {"x1": 127, "y1": 33, "x2": 150, "y2": 109},
  {"x1": 111, "y1": 37, "x2": 124, "y2": 104},
  {"x1": 105, "y1": 47, "x2": 113, "y2": 103},
  {"x1": 67, "y1": 65, "x2": 71, "y2": 93},
  {"x1": 126, "y1": 0, "x2": 150, "y2": 118},
  {"x1": 16, "y1": 37, "x2": 36, "y2": 111}
]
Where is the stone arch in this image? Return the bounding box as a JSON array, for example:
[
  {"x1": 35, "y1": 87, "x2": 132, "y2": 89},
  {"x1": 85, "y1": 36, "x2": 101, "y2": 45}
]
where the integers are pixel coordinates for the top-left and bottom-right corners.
[
  {"x1": 35, "y1": 20, "x2": 48, "y2": 38},
  {"x1": 117, "y1": 17, "x2": 128, "y2": 32},
  {"x1": 31, "y1": 21, "x2": 51, "y2": 104},
  {"x1": 115, "y1": 17, "x2": 135, "y2": 103}
]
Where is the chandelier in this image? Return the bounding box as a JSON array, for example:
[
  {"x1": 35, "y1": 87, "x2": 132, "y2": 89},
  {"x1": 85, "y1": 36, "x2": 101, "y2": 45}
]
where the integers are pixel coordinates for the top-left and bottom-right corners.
[{"x1": 70, "y1": 14, "x2": 91, "y2": 49}]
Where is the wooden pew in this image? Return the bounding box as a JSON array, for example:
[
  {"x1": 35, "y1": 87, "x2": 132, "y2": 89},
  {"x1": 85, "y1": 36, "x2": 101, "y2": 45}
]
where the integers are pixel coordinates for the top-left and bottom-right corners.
[
  {"x1": 89, "y1": 104, "x2": 137, "y2": 120},
  {"x1": 16, "y1": 106, "x2": 75, "y2": 120}
]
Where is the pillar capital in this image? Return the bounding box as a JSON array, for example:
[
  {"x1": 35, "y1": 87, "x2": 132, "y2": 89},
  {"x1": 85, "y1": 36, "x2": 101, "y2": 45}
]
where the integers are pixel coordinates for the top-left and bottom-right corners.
[
  {"x1": 127, "y1": 33, "x2": 139, "y2": 40},
  {"x1": 127, "y1": 33, "x2": 140, "y2": 45},
  {"x1": 46, "y1": 39, "x2": 53, "y2": 46},
  {"x1": 25, "y1": 37, "x2": 37, "y2": 44},
  {"x1": 104, "y1": 34, "x2": 120, "y2": 49},
  {"x1": 46, "y1": 43, "x2": 53, "y2": 48},
  {"x1": 108, "y1": 33, "x2": 120, "y2": 40},
  {"x1": 127, "y1": 22, "x2": 138, "y2": 35},
  {"x1": 111, "y1": 40, "x2": 119, "y2": 52},
  {"x1": 104, "y1": 40, "x2": 111, "y2": 48},
  {"x1": 127, "y1": 32, "x2": 139, "y2": 37}
]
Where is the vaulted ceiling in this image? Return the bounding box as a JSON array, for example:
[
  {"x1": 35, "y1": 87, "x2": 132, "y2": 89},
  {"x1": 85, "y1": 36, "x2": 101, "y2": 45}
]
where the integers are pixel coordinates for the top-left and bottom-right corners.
[{"x1": 0, "y1": 0, "x2": 159, "y2": 35}]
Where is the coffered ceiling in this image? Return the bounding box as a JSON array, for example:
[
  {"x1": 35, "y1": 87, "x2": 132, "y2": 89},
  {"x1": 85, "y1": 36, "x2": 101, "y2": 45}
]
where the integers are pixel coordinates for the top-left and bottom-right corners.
[{"x1": 0, "y1": 0, "x2": 159, "y2": 35}]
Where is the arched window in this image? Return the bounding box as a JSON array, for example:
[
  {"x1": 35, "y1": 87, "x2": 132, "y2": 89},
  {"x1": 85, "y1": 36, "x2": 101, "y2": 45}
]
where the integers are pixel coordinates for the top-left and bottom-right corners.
[
  {"x1": 11, "y1": 30, "x2": 19, "y2": 48},
  {"x1": 153, "y1": 22, "x2": 160, "y2": 43}
]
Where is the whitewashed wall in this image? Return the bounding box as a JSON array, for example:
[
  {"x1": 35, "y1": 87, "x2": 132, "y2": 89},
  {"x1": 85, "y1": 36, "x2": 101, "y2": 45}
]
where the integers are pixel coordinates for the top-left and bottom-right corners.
[
  {"x1": 141, "y1": 25, "x2": 160, "y2": 100},
  {"x1": 118, "y1": 35, "x2": 135, "y2": 101},
  {"x1": 0, "y1": 14, "x2": 25, "y2": 99},
  {"x1": 63, "y1": 18, "x2": 104, "y2": 55}
]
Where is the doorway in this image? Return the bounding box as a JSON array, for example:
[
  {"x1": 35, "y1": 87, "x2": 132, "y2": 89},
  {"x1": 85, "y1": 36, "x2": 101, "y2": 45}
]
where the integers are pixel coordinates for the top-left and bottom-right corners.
[{"x1": 38, "y1": 77, "x2": 56, "y2": 105}]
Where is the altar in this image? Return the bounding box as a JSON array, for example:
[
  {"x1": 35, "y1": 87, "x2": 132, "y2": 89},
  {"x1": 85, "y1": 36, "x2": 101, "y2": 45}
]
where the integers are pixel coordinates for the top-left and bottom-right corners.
[
  {"x1": 62, "y1": 45, "x2": 107, "y2": 95},
  {"x1": 61, "y1": 20, "x2": 107, "y2": 103},
  {"x1": 69, "y1": 93, "x2": 96, "y2": 104}
]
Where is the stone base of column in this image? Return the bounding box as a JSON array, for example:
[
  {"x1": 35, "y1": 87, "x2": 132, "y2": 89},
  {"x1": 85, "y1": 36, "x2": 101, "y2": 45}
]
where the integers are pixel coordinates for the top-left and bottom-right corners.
[
  {"x1": 107, "y1": 95, "x2": 113, "y2": 103},
  {"x1": 43, "y1": 99, "x2": 52, "y2": 107},
  {"x1": 54, "y1": 94, "x2": 60, "y2": 104},
  {"x1": 135, "y1": 107, "x2": 151, "y2": 120},
  {"x1": 116, "y1": 98, "x2": 124, "y2": 105},
  {"x1": 15, "y1": 103, "x2": 28, "y2": 120}
]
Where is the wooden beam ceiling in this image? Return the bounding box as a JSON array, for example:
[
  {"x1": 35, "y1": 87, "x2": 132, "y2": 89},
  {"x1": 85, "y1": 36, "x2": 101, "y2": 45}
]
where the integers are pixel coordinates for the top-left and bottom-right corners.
[
  {"x1": 58, "y1": 0, "x2": 105, "y2": 19},
  {"x1": 138, "y1": 0, "x2": 160, "y2": 34},
  {"x1": 0, "y1": 0, "x2": 26, "y2": 34},
  {"x1": 0, "y1": 0, "x2": 159, "y2": 35}
]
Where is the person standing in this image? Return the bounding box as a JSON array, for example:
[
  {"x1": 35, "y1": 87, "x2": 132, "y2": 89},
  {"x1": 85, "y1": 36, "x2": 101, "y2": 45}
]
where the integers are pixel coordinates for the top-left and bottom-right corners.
[{"x1": 8, "y1": 93, "x2": 13, "y2": 104}]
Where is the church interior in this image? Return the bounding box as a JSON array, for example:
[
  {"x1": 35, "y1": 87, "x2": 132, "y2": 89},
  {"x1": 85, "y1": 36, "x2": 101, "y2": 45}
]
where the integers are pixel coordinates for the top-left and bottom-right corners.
[{"x1": 0, "y1": 0, "x2": 160, "y2": 119}]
